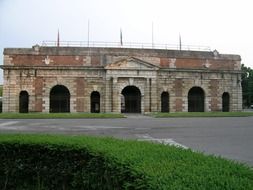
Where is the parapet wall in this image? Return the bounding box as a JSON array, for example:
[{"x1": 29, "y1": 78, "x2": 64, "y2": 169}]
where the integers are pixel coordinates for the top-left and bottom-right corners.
[{"x1": 3, "y1": 46, "x2": 241, "y2": 71}]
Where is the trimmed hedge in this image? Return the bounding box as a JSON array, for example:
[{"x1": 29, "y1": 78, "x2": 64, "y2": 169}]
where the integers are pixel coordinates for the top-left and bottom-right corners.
[{"x1": 0, "y1": 134, "x2": 252, "y2": 190}]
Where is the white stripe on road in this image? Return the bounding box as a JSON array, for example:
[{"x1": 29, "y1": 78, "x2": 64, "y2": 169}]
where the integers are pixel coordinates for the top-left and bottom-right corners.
[
  {"x1": 0, "y1": 121, "x2": 19, "y2": 127},
  {"x1": 0, "y1": 121, "x2": 20, "y2": 130},
  {"x1": 137, "y1": 134, "x2": 188, "y2": 149},
  {"x1": 56, "y1": 126, "x2": 126, "y2": 131}
]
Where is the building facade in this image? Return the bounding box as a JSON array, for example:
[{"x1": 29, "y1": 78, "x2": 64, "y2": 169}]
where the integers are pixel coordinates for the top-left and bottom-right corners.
[{"x1": 1, "y1": 45, "x2": 242, "y2": 113}]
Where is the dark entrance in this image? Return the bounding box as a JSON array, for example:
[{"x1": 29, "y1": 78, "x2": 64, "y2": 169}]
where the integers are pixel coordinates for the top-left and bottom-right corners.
[
  {"x1": 161, "y1": 92, "x2": 169, "y2": 112},
  {"x1": 222, "y1": 92, "x2": 230, "y2": 112},
  {"x1": 50, "y1": 85, "x2": 70, "y2": 113},
  {"x1": 121, "y1": 86, "x2": 141, "y2": 113},
  {"x1": 0, "y1": 97, "x2": 2, "y2": 113},
  {"x1": 188, "y1": 87, "x2": 205, "y2": 112},
  {"x1": 91, "y1": 91, "x2": 100, "y2": 113},
  {"x1": 19, "y1": 91, "x2": 29, "y2": 113}
]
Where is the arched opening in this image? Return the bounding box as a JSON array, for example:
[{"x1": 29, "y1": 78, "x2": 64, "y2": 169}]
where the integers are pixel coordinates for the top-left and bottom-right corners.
[
  {"x1": 222, "y1": 92, "x2": 230, "y2": 112},
  {"x1": 161, "y1": 92, "x2": 169, "y2": 112},
  {"x1": 91, "y1": 91, "x2": 100, "y2": 113},
  {"x1": 0, "y1": 97, "x2": 2, "y2": 113},
  {"x1": 19, "y1": 91, "x2": 29, "y2": 113},
  {"x1": 50, "y1": 85, "x2": 70, "y2": 113},
  {"x1": 188, "y1": 87, "x2": 205, "y2": 112},
  {"x1": 121, "y1": 86, "x2": 141, "y2": 113}
]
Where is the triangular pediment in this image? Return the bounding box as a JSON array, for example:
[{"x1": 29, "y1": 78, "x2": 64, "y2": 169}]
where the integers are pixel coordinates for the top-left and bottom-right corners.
[{"x1": 105, "y1": 57, "x2": 159, "y2": 70}]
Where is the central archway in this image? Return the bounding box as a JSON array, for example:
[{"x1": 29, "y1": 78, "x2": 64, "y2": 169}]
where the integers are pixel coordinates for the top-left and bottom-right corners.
[
  {"x1": 50, "y1": 85, "x2": 70, "y2": 113},
  {"x1": 188, "y1": 87, "x2": 205, "y2": 112},
  {"x1": 121, "y1": 86, "x2": 141, "y2": 113}
]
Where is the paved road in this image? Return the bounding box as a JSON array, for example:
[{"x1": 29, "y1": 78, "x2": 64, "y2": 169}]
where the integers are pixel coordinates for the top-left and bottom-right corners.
[{"x1": 0, "y1": 116, "x2": 253, "y2": 166}]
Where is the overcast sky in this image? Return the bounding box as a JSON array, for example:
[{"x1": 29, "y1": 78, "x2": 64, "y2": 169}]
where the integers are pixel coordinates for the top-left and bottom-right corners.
[{"x1": 1, "y1": 0, "x2": 253, "y2": 84}]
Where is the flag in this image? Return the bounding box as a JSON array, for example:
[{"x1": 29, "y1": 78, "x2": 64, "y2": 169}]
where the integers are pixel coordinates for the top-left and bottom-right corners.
[
  {"x1": 57, "y1": 29, "x2": 60, "y2": 47},
  {"x1": 120, "y1": 28, "x2": 123, "y2": 46}
]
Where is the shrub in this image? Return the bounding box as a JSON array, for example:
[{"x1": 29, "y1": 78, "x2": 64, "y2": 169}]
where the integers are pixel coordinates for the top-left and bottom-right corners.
[
  {"x1": 0, "y1": 85, "x2": 2, "y2": 96},
  {"x1": 0, "y1": 134, "x2": 252, "y2": 190}
]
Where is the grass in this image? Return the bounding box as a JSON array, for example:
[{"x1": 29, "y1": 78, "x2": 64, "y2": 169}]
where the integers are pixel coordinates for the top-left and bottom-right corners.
[
  {"x1": 0, "y1": 112, "x2": 124, "y2": 119},
  {"x1": 152, "y1": 111, "x2": 253, "y2": 118},
  {"x1": 0, "y1": 134, "x2": 252, "y2": 190},
  {"x1": 1, "y1": 112, "x2": 253, "y2": 119}
]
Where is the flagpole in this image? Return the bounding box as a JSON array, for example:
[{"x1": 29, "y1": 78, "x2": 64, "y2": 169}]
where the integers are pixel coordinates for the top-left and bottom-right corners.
[
  {"x1": 87, "y1": 19, "x2": 90, "y2": 47},
  {"x1": 152, "y1": 22, "x2": 154, "y2": 48},
  {"x1": 120, "y1": 28, "x2": 123, "y2": 46},
  {"x1": 57, "y1": 29, "x2": 60, "y2": 47},
  {"x1": 179, "y1": 33, "x2": 182, "y2": 51}
]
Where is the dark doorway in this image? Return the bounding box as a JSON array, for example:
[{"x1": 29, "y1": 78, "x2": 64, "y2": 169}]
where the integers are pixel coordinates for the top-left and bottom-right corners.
[
  {"x1": 121, "y1": 86, "x2": 141, "y2": 113},
  {"x1": 0, "y1": 97, "x2": 2, "y2": 113},
  {"x1": 222, "y1": 92, "x2": 230, "y2": 112},
  {"x1": 19, "y1": 91, "x2": 29, "y2": 113},
  {"x1": 161, "y1": 92, "x2": 169, "y2": 112},
  {"x1": 188, "y1": 87, "x2": 205, "y2": 112},
  {"x1": 91, "y1": 91, "x2": 100, "y2": 113},
  {"x1": 50, "y1": 85, "x2": 70, "y2": 113}
]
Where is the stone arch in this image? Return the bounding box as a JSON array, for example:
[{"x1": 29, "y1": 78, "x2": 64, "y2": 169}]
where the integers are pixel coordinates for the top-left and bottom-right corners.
[
  {"x1": 118, "y1": 83, "x2": 144, "y2": 97},
  {"x1": 19, "y1": 91, "x2": 29, "y2": 113},
  {"x1": 161, "y1": 91, "x2": 169, "y2": 112},
  {"x1": 188, "y1": 87, "x2": 205, "y2": 112},
  {"x1": 222, "y1": 92, "x2": 230, "y2": 112},
  {"x1": 121, "y1": 86, "x2": 141, "y2": 113},
  {"x1": 50, "y1": 85, "x2": 70, "y2": 113},
  {"x1": 90, "y1": 91, "x2": 100, "y2": 113}
]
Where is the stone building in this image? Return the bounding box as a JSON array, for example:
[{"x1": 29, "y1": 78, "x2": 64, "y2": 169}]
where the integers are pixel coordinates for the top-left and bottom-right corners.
[{"x1": 1, "y1": 45, "x2": 242, "y2": 113}]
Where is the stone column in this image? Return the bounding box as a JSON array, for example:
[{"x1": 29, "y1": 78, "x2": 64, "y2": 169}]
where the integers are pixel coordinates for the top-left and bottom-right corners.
[
  {"x1": 232, "y1": 74, "x2": 242, "y2": 111},
  {"x1": 144, "y1": 78, "x2": 151, "y2": 113},
  {"x1": 174, "y1": 79, "x2": 183, "y2": 112},
  {"x1": 150, "y1": 78, "x2": 158, "y2": 112},
  {"x1": 112, "y1": 77, "x2": 119, "y2": 112},
  {"x1": 237, "y1": 74, "x2": 243, "y2": 111},
  {"x1": 104, "y1": 78, "x2": 112, "y2": 112}
]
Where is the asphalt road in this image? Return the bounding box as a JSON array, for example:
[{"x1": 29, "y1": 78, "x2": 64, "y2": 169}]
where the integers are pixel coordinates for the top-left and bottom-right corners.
[{"x1": 0, "y1": 116, "x2": 253, "y2": 166}]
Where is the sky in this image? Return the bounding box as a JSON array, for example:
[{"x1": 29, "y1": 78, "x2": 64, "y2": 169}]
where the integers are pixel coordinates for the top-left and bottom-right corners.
[{"x1": 0, "y1": 0, "x2": 253, "y2": 84}]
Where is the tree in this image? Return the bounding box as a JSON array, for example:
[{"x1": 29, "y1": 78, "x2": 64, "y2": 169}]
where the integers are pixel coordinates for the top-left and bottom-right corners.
[
  {"x1": 241, "y1": 64, "x2": 253, "y2": 108},
  {"x1": 0, "y1": 85, "x2": 2, "y2": 97},
  {"x1": 0, "y1": 85, "x2": 2, "y2": 112}
]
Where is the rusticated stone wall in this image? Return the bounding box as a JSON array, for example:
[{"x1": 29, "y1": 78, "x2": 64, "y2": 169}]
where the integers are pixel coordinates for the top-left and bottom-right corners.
[{"x1": 1, "y1": 46, "x2": 242, "y2": 113}]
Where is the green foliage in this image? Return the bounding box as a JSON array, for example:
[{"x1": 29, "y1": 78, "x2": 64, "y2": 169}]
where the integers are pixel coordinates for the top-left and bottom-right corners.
[
  {"x1": 241, "y1": 64, "x2": 253, "y2": 107},
  {"x1": 0, "y1": 113, "x2": 124, "y2": 119},
  {"x1": 0, "y1": 86, "x2": 2, "y2": 113},
  {"x1": 0, "y1": 134, "x2": 252, "y2": 190},
  {"x1": 152, "y1": 112, "x2": 253, "y2": 118},
  {"x1": 0, "y1": 85, "x2": 2, "y2": 96}
]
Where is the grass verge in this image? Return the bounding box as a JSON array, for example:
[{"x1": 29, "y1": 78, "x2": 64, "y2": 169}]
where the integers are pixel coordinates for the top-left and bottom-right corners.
[
  {"x1": 0, "y1": 112, "x2": 124, "y2": 119},
  {"x1": 152, "y1": 112, "x2": 253, "y2": 118},
  {"x1": 0, "y1": 134, "x2": 252, "y2": 190}
]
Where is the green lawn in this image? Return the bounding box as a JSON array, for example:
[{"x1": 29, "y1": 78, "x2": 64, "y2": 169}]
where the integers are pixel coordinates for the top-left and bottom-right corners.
[
  {"x1": 0, "y1": 112, "x2": 124, "y2": 119},
  {"x1": 152, "y1": 112, "x2": 253, "y2": 118},
  {"x1": 1, "y1": 112, "x2": 253, "y2": 119},
  {"x1": 0, "y1": 134, "x2": 252, "y2": 190}
]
